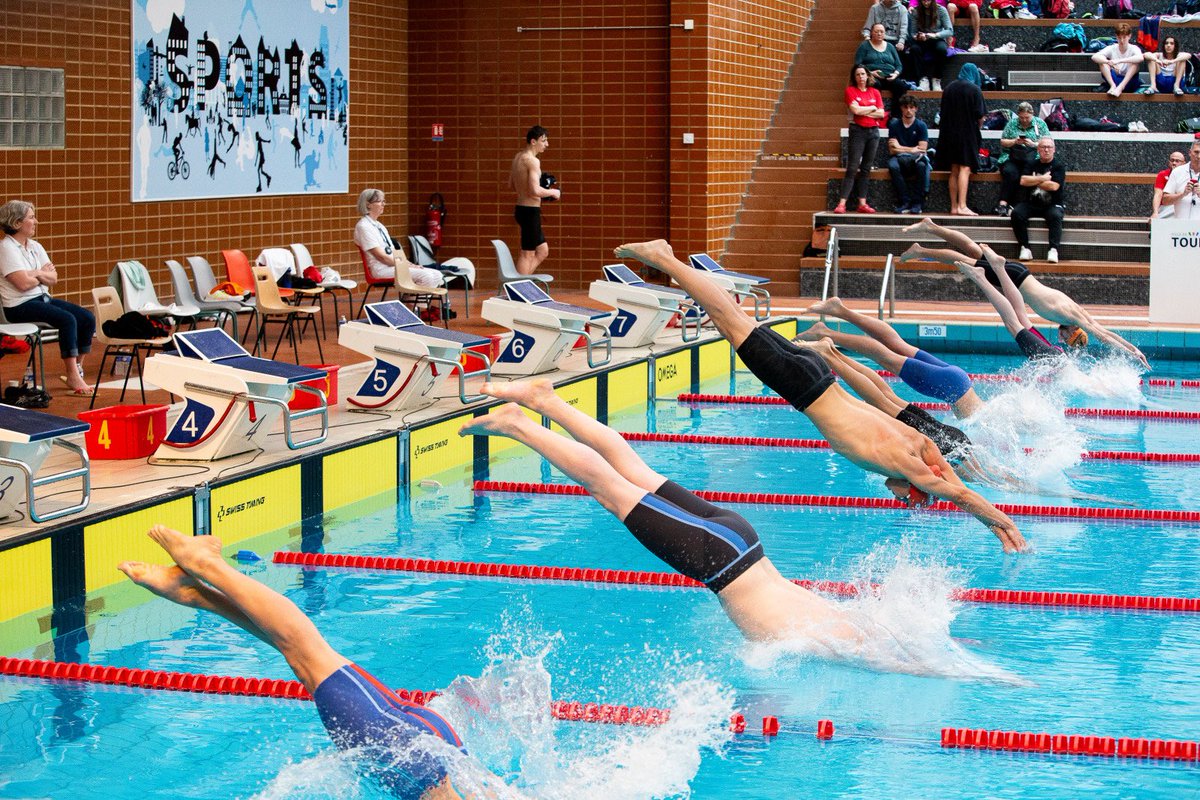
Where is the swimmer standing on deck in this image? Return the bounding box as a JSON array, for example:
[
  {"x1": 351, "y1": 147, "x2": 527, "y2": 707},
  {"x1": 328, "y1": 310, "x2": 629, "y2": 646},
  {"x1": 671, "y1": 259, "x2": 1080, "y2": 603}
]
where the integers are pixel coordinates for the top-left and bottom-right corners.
[{"x1": 509, "y1": 125, "x2": 560, "y2": 276}]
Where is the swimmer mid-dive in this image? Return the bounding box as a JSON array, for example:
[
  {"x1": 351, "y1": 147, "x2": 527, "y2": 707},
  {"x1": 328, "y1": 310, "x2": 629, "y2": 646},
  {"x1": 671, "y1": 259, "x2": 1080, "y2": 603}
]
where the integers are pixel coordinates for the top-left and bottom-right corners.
[
  {"x1": 612, "y1": 239, "x2": 1025, "y2": 553},
  {"x1": 900, "y1": 218, "x2": 1149, "y2": 368},
  {"x1": 119, "y1": 526, "x2": 469, "y2": 800}
]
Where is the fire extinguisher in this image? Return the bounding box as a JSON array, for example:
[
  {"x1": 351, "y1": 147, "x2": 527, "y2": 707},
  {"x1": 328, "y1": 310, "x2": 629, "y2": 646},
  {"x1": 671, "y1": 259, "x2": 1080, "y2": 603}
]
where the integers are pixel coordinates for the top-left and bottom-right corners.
[{"x1": 425, "y1": 192, "x2": 447, "y2": 249}]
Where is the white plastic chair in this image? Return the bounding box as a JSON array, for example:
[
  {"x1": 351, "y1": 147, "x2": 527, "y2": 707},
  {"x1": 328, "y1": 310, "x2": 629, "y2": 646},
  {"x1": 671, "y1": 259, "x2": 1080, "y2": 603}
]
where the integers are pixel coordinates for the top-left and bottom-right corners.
[
  {"x1": 493, "y1": 239, "x2": 553, "y2": 293},
  {"x1": 409, "y1": 235, "x2": 472, "y2": 317},
  {"x1": 166, "y1": 260, "x2": 245, "y2": 341}
]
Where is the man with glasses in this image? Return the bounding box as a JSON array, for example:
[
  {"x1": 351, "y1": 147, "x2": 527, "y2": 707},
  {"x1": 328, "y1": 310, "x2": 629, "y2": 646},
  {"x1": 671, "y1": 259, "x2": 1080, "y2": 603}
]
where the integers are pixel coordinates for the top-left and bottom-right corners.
[
  {"x1": 1010, "y1": 137, "x2": 1066, "y2": 264},
  {"x1": 1161, "y1": 141, "x2": 1200, "y2": 221},
  {"x1": 1151, "y1": 151, "x2": 1187, "y2": 222}
]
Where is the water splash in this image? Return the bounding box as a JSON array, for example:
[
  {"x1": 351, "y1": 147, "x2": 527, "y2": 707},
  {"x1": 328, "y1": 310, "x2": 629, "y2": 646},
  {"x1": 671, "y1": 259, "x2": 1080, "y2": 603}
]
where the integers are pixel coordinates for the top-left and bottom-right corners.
[
  {"x1": 742, "y1": 544, "x2": 1029, "y2": 686},
  {"x1": 249, "y1": 749, "x2": 365, "y2": 799}
]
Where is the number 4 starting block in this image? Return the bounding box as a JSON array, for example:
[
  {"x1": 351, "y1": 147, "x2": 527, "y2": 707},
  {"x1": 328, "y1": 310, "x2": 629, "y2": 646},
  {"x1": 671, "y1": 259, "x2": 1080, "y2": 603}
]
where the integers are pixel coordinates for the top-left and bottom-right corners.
[{"x1": 143, "y1": 329, "x2": 329, "y2": 462}]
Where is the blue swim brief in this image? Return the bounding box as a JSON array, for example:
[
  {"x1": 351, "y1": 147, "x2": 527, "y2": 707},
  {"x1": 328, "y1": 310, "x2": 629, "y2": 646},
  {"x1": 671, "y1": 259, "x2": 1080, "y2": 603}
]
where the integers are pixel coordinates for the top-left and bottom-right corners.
[
  {"x1": 898, "y1": 349, "x2": 973, "y2": 404},
  {"x1": 313, "y1": 663, "x2": 464, "y2": 798}
]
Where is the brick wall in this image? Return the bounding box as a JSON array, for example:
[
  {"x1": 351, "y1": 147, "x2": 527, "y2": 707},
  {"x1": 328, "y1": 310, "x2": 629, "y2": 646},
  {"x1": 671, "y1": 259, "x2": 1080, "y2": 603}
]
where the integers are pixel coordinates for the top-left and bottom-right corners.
[{"x1": 0, "y1": 0, "x2": 407, "y2": 306}]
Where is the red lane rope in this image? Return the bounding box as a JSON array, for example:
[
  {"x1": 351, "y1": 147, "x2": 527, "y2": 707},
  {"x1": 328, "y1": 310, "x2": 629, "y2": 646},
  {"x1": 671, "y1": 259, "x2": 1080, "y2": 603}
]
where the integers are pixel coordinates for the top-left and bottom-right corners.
[
  {"x1": 272, "y1": 551, "x2": 1200, "y2": 614},
  {"x1": 677, "y1": 393, "x2": 1200, "y2": 422},
  {"x1": 620, "y1": 431, "x2": 1200, "y2": 463},
  {"x1": 941, "y1": 727, "x2": 1200, "y2": 762},
  {"x1": 473, "y1": 479, "x2": 1200, "y2": 523},
  {"x1": 875, "y1": 370, "x2": 1199, "y2": 390},
  {"x1": 0, "y1": 657, "x2": 671, "y2": 727}
]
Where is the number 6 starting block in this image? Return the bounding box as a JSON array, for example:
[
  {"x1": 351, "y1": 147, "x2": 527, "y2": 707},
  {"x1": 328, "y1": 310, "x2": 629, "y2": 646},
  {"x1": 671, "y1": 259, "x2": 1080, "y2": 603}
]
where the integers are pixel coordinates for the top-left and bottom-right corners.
[
  {"x1": 143, "y1": 329, "x2": 329, "y2": 462},
  {"x1": 482, "y1": 280, "x2": 613, "y2": 376},
  {"x1": 0, "y1": 405, "x2": 90, "y2": 523},
  {"x1": 338, "y1": 301, "x2": 491, "y2": 412},
  {"x1": 588, "y1": 264, "x2": 701, "y2": 347}
]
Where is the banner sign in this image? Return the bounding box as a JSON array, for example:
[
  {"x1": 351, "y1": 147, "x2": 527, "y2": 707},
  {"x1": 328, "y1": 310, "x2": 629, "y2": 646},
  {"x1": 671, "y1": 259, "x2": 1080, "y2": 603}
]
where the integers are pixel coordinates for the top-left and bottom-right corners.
[
  {"x1": 131, "y1": 0, "x2": 349, "y2": 201},
  {"x1": 1149, "y1": 218, "x2": 1200, "y2": 324}
]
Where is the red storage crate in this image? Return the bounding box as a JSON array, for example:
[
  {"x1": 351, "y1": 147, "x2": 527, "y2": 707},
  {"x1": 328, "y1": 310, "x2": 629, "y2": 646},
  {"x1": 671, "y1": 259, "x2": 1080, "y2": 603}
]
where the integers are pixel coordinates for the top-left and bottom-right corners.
[
  {"x1": 77, "y1": 404, "x2": 168, "y2": 459},
  {"x1": 288, "y1": 364, "x2": 338, "y2": 410}
]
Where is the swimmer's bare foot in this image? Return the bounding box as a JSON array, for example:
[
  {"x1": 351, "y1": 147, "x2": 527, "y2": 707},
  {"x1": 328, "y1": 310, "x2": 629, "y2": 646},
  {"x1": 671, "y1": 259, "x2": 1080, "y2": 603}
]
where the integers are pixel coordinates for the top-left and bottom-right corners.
[
  {"x1": 901, "y1": 217, "x2": 934, "y2": 236},
  {"x1": 613, "y1": 240, "x2": 674, "y2": 269},
  {"x1": 479, "y1": 378, "x2": 557, "y2": 413},
  {"x1": 118, "y1": 561, "x2": 209, "y2": 609},
  {"x1": 795, "y1": 321, "x2": 834, "y2": 341},
  {"x1": 802, "y1": 297, "x2": 846, "y2": 318},
  {"x1": 146, "y1": 525, "x2": 224, "y2": 576},
  {"x1": 458, "y1": 402, "x2": 533, "y2": 438},
  {"x1": 898, "y1": 243, "x2": 928, "y2": 263}
]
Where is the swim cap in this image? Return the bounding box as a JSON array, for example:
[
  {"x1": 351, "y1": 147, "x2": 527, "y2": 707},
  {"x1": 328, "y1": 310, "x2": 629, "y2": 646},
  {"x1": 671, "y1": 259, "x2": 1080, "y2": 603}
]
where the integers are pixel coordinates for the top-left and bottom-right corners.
[{"x1": 1063, "y1": 327, "x2": 1089, "y2": 348}]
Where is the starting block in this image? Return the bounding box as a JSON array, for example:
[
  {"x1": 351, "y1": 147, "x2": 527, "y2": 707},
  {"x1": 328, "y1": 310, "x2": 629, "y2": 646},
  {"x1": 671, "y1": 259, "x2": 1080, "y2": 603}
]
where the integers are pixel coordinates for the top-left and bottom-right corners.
[
  {"x1": 588, "y1": 264, "x2": 700, "y2": 346},
  {"x1": 144, "y1": 328, "x2": 328, "y2": 461},
  {"x1": 482, "y1": 280, "x2": 613, "y2": 376},
  {"x1": 0, "y1": 405, "x2": 90, "y2": 523},
  {"x1": 339, "y1": 301, "x2": 491, "y2": 411},
  {"x1": 688, "y1": 253, "x2": 772, "y2": 320}
]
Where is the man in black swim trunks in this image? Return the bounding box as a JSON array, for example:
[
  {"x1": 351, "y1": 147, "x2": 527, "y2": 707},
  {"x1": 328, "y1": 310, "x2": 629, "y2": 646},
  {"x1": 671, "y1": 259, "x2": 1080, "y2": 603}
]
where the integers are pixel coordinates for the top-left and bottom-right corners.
[
  {"x1": 613, "y1": 239, "x2": 1024, "y2": 553},
  {"x1": 509, "y1": 125, "x2": 560, "y2": 275}
]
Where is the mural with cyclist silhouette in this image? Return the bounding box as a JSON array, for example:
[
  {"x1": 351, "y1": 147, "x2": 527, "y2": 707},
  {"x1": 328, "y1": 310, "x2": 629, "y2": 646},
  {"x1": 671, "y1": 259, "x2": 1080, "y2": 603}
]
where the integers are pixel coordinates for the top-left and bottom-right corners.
[{"x1": 131, "y1": 0, "x2": 348, "y2": 201}]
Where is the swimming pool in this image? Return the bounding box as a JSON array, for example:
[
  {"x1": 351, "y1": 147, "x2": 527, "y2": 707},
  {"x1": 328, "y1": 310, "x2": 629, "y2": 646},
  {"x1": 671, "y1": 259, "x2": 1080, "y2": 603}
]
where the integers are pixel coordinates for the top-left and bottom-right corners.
[{"x1": 2, "y1": 351, "x2": 1198, "y2": 798}]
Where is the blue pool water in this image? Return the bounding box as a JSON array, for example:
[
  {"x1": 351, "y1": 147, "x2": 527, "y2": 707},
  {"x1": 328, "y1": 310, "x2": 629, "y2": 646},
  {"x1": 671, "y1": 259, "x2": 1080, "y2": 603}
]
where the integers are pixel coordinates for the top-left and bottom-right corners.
[{"x1": 2, "y1": 352, "x2": 1199, "y2": 798}]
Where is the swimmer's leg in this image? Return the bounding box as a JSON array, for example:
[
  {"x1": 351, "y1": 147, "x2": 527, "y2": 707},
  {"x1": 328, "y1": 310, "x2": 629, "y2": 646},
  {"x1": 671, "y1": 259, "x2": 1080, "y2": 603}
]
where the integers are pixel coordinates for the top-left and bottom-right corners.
[
  {"x1": 798, "y1": 338, "x2": 907, "y2": 415},
  {"x1": 613, "y1": 240, "x2": 755, "y2": 348},
  {"x1": 796, "y1": 320, "x2": 910, "y2": 374},
  {"x1": 902, "y1": 218, "x2": 985, "y2": 259},
  {"x1": 136, "y1": 525, "x2": 348, "y2": 693},
  {"x1": 805, "y1": 297, "x2": 921, "y2": 359},
  {"x1": 981, "y1": 245, "x2": 1035, "y2": 331},
  {"x1": 955, "y1": 259, "x2": 1026, "y2": 338},
  {"x1": 118, "y1": 561, "x2": 271, "y2": 645},
  {"x1": 461, "y1": 404, "x2": 646, "y2": 521},
  {"x1": 480, "y1": 379, "x2": 665, "y2": 493}
]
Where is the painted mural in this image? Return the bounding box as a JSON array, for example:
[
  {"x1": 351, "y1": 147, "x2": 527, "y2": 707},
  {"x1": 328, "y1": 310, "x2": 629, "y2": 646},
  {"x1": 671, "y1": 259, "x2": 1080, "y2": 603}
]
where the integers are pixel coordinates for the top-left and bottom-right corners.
[{"x1": 130, "y1": 0, "x2": 349, "y2": 201}]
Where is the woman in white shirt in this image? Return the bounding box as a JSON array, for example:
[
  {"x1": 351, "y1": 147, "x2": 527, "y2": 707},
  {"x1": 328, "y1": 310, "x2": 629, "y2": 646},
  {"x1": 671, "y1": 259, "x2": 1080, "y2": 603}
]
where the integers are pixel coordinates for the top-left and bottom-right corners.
[
  {"x1": 352, "y1": 189, "x2": 443, "y2": 288},
  {"x1": 0, "y1": 200, "x2": 95, "y2": 395},
  {"x1": 1144, "y1": 36, "x2": 1190, "y2": 96}
]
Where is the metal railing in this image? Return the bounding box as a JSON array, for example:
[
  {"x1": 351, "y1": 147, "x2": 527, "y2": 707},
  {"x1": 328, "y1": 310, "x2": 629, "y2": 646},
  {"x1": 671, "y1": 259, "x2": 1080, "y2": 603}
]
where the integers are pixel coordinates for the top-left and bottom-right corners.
[
  {"x1": 820, "y1": 227, "x2": 839, "y2": 303},
  {"x1": 878, "y1": 253, "x2": 896, "y2": 320}
]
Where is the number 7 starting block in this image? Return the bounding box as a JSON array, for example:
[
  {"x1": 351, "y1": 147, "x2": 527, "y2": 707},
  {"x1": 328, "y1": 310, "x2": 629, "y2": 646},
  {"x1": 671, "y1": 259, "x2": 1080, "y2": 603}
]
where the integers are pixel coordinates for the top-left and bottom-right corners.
[
  {"x1": 143, "y1": 329, "x2": 329, "y2": 461},
  {"x1": 688, "y1": 253, "x2": 771, "y2": 320},
  {"x1": 338, "y1": 301, "x2": 491, "y2": 412},
  {"x1": 0, "y1": 405, "x2": 90, "y2": 523},
  {"x1": 588, "y1": 263, "x2": 701, "y2": 347},
  {"x1": 482, "y1": 280, "x2": 613, "y2": 376}
]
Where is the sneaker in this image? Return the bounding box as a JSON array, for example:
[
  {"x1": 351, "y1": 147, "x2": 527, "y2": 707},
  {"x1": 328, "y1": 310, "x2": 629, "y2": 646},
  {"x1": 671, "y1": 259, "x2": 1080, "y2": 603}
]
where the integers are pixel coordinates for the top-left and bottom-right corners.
[
  {"x1": 1018, "y1": 247, "x2": 1033, "y2": 261},
  {"x1": 917, "y1": 77, "x2": 930, "y2": 92},
  {"x1": 910, "y1": 204, "x2": 923, "y2": 214},
  {"x1": 967, "y1": 43, "x2": 989, "y2": 53},
  {"x1": 931, "y1": 78, "x2": 942, "y2": 91},
  {"x1": 833, "y1": 200, "x2": 847, "y2": 214},
  {"x1": 1047, "y1": 248, "x2": 1059, "y2": 264},
  {"x1": 897, "y1": 203, "x2": 912, "y2": 214},
  {"x1": 0, "y1": 335, "x2": 30, "y2": 355},
  {"x1": 856, "y1": 201, "x2": 877, "y2": 214},
  {"x1": 1175, "y1": 87, "x2": 1185, "y2": 96},
  {"x1": 994, "y1": 204, "x2": 1012, "y2": 218},
  {"x1": 1015, "y1": 8, "x2": 1037, "y2": 18},
  {"x1": 995, "y1": 42, "x2": 1018, "y2": 53}
]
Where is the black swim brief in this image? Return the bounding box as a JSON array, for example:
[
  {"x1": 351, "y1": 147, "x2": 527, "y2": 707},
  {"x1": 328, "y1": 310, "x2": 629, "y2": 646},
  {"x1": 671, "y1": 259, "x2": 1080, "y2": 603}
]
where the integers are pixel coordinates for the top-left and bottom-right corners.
[
  {"x1": 622, "y1": 479, "x2": 765, "y2": 593},
  {"x1": 513, "y1": 205, "x2": 545, "y2": 251},
  {"x1": 895, "y1": 403, "x2": 973, "y2": 463},
  {"x1": 735, "y1": 325, "x2": 836, "y2": 412},
  {"x1": 1014, "y1": 327, "x2": 1062, "y2": 360},
  {"x1": 978, "y1": 257, "x2": 1031, "y2": 290}
]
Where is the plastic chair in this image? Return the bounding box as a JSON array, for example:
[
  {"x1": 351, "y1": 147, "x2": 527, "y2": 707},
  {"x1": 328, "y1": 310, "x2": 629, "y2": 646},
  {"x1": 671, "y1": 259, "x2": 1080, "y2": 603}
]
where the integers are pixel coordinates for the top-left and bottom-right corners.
[
  {"x1": 251, "y1": 266, "x2": 323, "y2": 364},
  {"x1": 257, "y1": 247, "x2": 324, "y2": 338},
  {"x1": 395, "y1": 261, "x2": 450, "y2": 329},
  {"x1": 89, "y1": 286, "x2": 171, "y2": 409},
  {"x1": 493, "y1": 239, "x2": 553, "y2": 293},
  {"x1": 0, "y1": 304, "x2": 45, "y2": 390},
  {"x1": 188, "y1": 255, "x2": 256, "y2": 343},
  {"x1": 222, "y1": 249, "x2": 294, "y2": 300},
  {"x1": 167, "y1": 260, "x2": 245, "y2": 341},
  {"x1": 110, "y1": 260, "x2": 199, "y2": 320},
  {"x1": 408, "y1": 235, "x2": 472, "y2": 317},
  {"x1": 290, "y1": 243, "x2": 357, "y2": 328},
  {"x1": 354, "y1": 246, "x2": 394, "y2": 317}
]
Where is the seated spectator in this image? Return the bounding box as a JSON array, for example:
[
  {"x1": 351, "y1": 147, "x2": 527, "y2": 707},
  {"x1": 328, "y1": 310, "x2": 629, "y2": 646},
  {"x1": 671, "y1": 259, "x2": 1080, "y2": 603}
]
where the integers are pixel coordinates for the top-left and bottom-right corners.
[
  {"x1": 353, "y1": 188, "x2": 443, "y2": 288},
  {"x1": 907, "y1": 0, "x2": 953, "y2": 91},
  {"x1": 887, "y1": 95, "x2": 931, "y2": 213},
  {"x1": 862, "y1": 0, "x2": 909, "y2": 54},
  {"x1": 856, "y1": 23, "x2": 908, "y2": 110},
  {"x1": 1152, "y1": 151, "x2": 1187, "y2": 222},
  {"x1": 1144, "y1": 35, "x2": 1190, "y2": 96},
  {"x1": 994, "y1": 101, "x2": 1050, "y2": 218},
  {"x1": 951, "y1": 0, "x2": 986, "y2": 53},
  {"x1": 1160, "y1": 140, "x2": 1200, "y2": 222},
  {"x1": 1012, "y1": 137, "x2": 1066, "y2": 264},
  {"x1": 1091, "y1": 23, "x2": 1143, "y2": 97},
  {"x1": 836, "y1": 64, "x2": 888, "y2": 214}
]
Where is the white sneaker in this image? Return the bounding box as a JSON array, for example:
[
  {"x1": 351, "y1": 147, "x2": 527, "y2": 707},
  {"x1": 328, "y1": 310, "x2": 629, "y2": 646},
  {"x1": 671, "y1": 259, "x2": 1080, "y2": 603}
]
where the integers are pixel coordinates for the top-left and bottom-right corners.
[
  {"x1": 1016, "y1": 8, "x2": 1037, "y2": 18},
  {"x1": 932, "y1": 78, "x2": 942, "y2": 91},
  {"x1": 1047, "y1": 248, "x2": 1059, "y2": 264},
  {"x1": 918, "y1": 78, "x2": 930, "y2": 91},
  {"x1": 968, "y1": 43, "x2": 989, "y2": 53},
  {"x1": 996, "y1": 42, "x2": 1018, "y2": 53},
  {"x1": 1018, "y1": 247, "x2": 1033, "y2": 261}
]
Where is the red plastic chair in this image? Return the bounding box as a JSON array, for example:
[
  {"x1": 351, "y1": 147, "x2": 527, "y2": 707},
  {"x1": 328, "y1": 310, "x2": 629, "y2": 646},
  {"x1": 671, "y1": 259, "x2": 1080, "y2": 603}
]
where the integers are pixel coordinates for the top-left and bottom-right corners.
[
  {"x1": 221, "y1": 249, "x2": 294, "y2": 299},
  {"x1": 354, "y1": 246, "x2": 393, "y2": 317}
]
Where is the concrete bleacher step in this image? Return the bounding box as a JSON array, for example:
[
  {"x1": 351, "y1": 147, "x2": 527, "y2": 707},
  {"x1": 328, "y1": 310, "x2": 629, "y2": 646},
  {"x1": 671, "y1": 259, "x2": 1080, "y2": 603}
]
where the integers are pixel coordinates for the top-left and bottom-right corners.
[
  {"x1": 955, "y1": 16, "x2": 1200, "y2": 55},
  {"x1": 910, "y1": 92, "x2": 1198, "y2": 134}
]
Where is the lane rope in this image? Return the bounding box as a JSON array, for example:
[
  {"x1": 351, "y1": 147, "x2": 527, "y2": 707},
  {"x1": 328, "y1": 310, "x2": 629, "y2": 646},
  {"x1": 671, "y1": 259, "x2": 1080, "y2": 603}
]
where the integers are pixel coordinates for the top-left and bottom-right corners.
[
  {"x1": 677, "y1": 393, "x2": 1200, "y2": 422},
  {"x1": 272, "y1": 551, "x2": 1200, "y2": 614},
  {"x1": 873, "y1": 370, "x2": 1200, "y2": 390},
  {"x1": 473, "y1": 479, "x2": 1200, "y2": 523},
  {"x1": 618, "y1": 431, "x2": 1200, "y2": 463}
]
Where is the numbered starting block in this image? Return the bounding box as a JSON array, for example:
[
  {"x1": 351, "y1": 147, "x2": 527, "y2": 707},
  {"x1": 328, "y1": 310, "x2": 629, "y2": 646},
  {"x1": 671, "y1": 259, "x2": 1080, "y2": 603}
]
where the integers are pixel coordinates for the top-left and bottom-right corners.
[
  {"x1": 339, "y1": 301, "x2": 491, "y2": 412},
  {"x1": 0, "y1": 405, "x2": 89, "y2": 523},
  {"x1": 144, "y1": 329, "x2": 329, "y2": 462},
  {"x1": 482, "y1": 280, "x2": 613, "y2": 376},
  {"x1": 688, "y1": 253, "x2": 771, "y2": 320},
  {"x1": 588, "y1": 264, "x2": 701, "y2": 347}
]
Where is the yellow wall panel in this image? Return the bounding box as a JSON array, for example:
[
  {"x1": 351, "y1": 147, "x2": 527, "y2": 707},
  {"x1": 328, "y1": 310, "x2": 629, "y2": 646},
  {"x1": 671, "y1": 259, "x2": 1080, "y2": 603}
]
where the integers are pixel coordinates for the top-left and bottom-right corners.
[
  {"x1": 550, "y1": 378, "x2": 597, "y2": 434},
  {"x1": 410, "y1": 415, "x2": 475, "y2": 484},
  {"x1": 698, "y1": 339, "x2": 732, "y2": 382},
  {"x1": 210, "y1": 466, "x2": 300, "y2": 547},
  {"x1": 607, "y1": 363, "x2": 648, "y2": 414},
  {"x1": 84, "y1": 497, "x2": 194, "y2": 593},
  {"x1": 324, "y1": 438, "x2": 397, "y2": 511},
  {"x1": 771, "y1": 319, "x2": 797, "y2": 338},
  {"x1": 0, "y1": 538, "x2": 52, "y2": 621},
  {"x1": 653, "y1": 350, "x2": 692, "y2": 397}
]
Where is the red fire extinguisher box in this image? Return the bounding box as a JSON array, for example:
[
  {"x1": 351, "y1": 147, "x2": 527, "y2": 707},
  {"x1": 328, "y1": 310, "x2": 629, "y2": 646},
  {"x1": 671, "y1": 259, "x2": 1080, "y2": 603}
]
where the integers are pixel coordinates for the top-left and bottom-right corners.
[
  {"x1": 288, "y1": 364, "x2": 339, "y2": 411},
  {"x1": 77, "y1": 404, "x2": 168, "y2": 459}
]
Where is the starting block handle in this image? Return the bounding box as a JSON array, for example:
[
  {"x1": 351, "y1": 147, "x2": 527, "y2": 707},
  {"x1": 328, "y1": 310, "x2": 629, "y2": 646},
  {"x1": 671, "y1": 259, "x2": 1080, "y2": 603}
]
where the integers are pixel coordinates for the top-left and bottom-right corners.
[
  {"x1": 583, "y1": 320, "x2": 612, "y2": 368},
  {"x1": 182, "y1": 382, "x2": 328, "y2": 450},
  {"x1": 0, "y1": 438, "x2": 91, "y2": 523},
  {"x1": 422, "y1": 353, "x2": 492, "y2": 404},
  {"x1": 678, "y1": 299, "x2": 703, "y2": 342},
  {"x1": 730, "y1": 286, "x2": 771, "y2": 322}
]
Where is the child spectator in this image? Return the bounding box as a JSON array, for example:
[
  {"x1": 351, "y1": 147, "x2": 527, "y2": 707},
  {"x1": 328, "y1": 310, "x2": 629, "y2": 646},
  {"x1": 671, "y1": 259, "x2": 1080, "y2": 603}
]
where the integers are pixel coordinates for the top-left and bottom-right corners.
[
  {"x1": 907, "y1": 0, "x2": 953, "y2": 90},
  {"x1": 1092, "y1": 23, "x2": 1143, "y2": 97},
  {"x1": 1144, "y1": 36, "x2": 1190, "y2": 96}
]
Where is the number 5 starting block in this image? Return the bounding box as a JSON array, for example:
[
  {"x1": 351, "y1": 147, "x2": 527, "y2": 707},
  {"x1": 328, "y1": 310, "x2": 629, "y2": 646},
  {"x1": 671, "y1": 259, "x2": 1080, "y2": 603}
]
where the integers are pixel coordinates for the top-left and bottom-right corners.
[
  {"x1": 143, "y1": 329, "x2": 329, "y2": 462},
  {"x1": 482, "y1": 280, "x2": 613, "y2": 376},
  {"x1": 0, "y1": 405, "x2": 90, "y2": 523}
]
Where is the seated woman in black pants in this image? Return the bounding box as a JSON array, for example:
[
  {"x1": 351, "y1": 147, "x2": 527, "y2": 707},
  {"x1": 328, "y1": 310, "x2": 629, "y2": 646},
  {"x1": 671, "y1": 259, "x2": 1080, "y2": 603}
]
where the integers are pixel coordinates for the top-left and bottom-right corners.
[
  {"x1": 907, "y1": 0, "x2": 952, "y2": 92},
  {"x1": 0, "y1": 201, "x2": 96, "y2": 395}
]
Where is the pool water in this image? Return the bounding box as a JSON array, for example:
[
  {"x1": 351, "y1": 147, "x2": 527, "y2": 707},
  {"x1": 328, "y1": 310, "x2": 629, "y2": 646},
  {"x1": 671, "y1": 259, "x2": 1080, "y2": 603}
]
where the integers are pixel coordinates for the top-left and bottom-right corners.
[{"x1": 2, "y1": 352, "x2": 1199, "y2": 798}]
